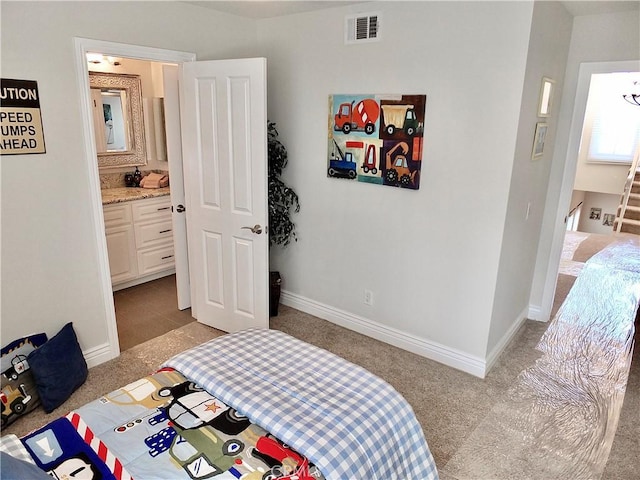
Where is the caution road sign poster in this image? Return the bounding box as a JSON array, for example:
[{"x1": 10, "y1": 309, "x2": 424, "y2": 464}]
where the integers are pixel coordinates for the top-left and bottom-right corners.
[{"x1": 1, "y1": 78, "x2": 46, "y2": 155}]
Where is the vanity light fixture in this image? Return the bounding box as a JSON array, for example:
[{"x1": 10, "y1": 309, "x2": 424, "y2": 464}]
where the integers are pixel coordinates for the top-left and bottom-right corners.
[
  {"x1": 86, "y1": 53, "x2": 104, "y2": 64},
  {"x1": 86, "y1": 53, "x2": 122, "y2": 66}
]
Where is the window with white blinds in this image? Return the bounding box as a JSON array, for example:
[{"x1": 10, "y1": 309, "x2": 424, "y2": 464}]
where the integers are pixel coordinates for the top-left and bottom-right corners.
[{"x1": 586, "y1": 72, "x2": 640, "y2": 164}]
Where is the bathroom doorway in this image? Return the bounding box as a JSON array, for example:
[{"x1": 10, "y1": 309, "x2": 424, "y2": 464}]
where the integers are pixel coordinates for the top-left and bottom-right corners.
[
  {"x1": 75, "y1": 39, "x2": 196, "y2": 356},
  {"x1": 87, "y1": 55, "x2": 190, "y2": 350},
  {"x1": 77, "y1": 38, "x2": 270, "y2": 359}
]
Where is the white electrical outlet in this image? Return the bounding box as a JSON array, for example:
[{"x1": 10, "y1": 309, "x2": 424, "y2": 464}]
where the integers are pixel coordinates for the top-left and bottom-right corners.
[{"x1": 364, "y1": 289, "x2": 373, "y2": 306}]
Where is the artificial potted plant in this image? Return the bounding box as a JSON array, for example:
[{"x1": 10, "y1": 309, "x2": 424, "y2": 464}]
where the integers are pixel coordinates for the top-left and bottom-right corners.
[{"x1": 268, "y1": 121, "x2": 300, "y2": 316}]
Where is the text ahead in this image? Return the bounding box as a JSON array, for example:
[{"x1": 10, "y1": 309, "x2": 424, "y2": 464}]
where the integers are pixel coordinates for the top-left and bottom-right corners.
[{"x1": 0, "y1": 78, "x2": 46, "y2": 155}]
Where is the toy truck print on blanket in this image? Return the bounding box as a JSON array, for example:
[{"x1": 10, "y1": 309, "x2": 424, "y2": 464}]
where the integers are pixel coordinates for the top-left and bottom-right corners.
[
  {"x1": 20, "y1": 369, "x2": 324, "y2": 480},
  {"x1": 5, "y1": 329, "x2": 438, "y2": 480},
  {"x1": 1, "y1": 333, "x2": 48, "y2": 426}
]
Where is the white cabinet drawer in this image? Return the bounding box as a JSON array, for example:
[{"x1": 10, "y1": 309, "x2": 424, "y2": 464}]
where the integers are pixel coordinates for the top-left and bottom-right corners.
[
  {"x1": 132, "y1": 197, "x2": 172, "y2": 223},
  {"x1": 105, "y1": 224, "x2": 138, "y2": 284},
  {"x1": 137, "y1": 245, "x2": 175, "y2": 275},
  {"x1": 103, "y1": 203, "x2": 133, "y2": 229},
  {"x1": 134, "y1": 220, "x2": 174, "y2": 249},
  {"x1": 104, "y1": 194, "x2": 175, "y2": 288}
]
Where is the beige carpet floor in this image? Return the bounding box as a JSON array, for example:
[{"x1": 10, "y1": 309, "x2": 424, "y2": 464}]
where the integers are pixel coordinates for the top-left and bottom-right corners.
[
  {"x1": 3, "y1": 231, "x2": 638, "y2": 478},
  {"x1": 4, "y1": 308, "x2": 638, "y2": 479}
]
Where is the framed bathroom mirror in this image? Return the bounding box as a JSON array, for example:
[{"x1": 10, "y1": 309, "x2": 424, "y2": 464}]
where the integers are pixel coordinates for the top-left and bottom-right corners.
[{"x1": 89, "y1": 72, "x2": 146, "y2": 168}]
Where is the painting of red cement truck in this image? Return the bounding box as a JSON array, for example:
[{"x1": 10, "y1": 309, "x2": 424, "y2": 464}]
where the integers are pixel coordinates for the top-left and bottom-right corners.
[
  {"x1": 333, "y1": 98, "x2": 380, "y2": 135},
  {"x1": 328, "y1": 94, "x2": 426, "y2": 190}
]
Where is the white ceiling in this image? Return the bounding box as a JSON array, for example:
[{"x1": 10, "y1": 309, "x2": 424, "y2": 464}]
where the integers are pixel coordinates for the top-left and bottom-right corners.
[
  {"x1": 185, "y1": 1, "x2": 639, "y2": 19},
  {"x1": 560, "y1": 0, "x2": 639, "y2": 16},
  {"x1": 184, "y1": 1, "x2": 364, "y2": 19}
]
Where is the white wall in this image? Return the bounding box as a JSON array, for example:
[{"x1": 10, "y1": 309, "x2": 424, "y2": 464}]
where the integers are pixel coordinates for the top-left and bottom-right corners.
[
  {"x1": 1, "y1": 2, "x2": 257, "y2": 358},
  {"x1": 487, "y1": 1, "x2": 572, "y2": 358},
  {"x1": 577, "y1": 191, "x2": 620, "y2": 234},
  {"x1": 258, "y1": 1, "x2": 535, "y2": 368},
  {"x1": 530, "y1": 10, "x2": 640, "y2": 321},
  {"x1": 4, "y1": 1, "x2": 633, "y2": 378}
]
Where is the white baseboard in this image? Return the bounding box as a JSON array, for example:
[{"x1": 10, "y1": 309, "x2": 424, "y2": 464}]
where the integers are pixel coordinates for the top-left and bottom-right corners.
[
  {"x1": 527, "y1": 303, "x2": 549, "y2": 322},
  {"x1": 528, "y1": 304, "x2": 542, "y2": 321},
  {"x1": 112, "y1": 268, "x2": 176, "y2": 292},
  {"x1": 83, "y1": 342, "x2": 117, "y2": 368},
  {"x1": 485, "y1": 306, "x2": 528, "y2": 373},
  {"x1": 280, "y1": 290, "x2": 488, "y2": 378},
  {"x1": 85, "y1": 291, "x2": 528, "y2": 376}
]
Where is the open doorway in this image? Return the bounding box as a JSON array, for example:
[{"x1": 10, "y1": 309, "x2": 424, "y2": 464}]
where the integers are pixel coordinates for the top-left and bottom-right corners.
[
  {"x1": 74, "y1": 38, "x2": 196, "y2": 359},
  {"x1": 87, "y1": 55, "x2": 189, "y2": 350},
  {"x1": 567, "y1": 70, "x2": 640, "y2": 235},
  {"x1": 552, "y1": 66, "x2": 640, "y2": 318},
  {"x1": 76, "y1": 39, "x2": 270, "y2": 360}
]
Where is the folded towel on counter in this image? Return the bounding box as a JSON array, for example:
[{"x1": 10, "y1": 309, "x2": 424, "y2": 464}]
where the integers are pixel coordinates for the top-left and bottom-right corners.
[{"x1": 140, "y1": 172, "x2": 169, "y2": 189}]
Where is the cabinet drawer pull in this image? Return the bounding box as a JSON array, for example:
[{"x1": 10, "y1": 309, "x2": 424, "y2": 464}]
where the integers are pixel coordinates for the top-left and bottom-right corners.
[
  {"x1": 157, "y1": 207, "x2": 171, "y2": 211},
  {"x1": 161, "y1": 255, "x2": 174, "y2": 260},
  {"x1": 159, "y1": 229, "x2": 172, "y2": 234}
]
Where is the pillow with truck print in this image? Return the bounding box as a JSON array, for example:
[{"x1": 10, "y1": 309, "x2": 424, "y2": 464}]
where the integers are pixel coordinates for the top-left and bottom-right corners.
[{"x1": 1, "y1": 333, "x2": 48, "y2": 427}]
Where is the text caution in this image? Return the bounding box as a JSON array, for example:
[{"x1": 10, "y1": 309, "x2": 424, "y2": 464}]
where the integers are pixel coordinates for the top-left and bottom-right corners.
[{"x1": 1, "y1": 78, "x2": 46, "y2": 154}]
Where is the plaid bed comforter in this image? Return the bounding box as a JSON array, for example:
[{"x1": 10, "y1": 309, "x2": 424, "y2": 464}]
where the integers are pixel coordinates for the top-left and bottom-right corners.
[{"x1": 164, "y1": 328, "x2": 439, "y2": 480}]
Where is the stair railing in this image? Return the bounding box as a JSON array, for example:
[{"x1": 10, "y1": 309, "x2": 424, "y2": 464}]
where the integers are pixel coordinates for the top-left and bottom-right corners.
[
  {"x1": 565, "y1": 201, "x2": 583, "y2": 231},
  {"x1": 616, "y1": 145, "x2": 640, "y2": 233},
  {"x1": 567, "y1": 201, "x2": 583, "y2": 219}
]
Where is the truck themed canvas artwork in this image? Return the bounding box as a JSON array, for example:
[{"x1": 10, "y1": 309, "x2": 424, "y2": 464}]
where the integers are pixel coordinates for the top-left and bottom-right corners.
[{"x1": 328, "y1": 94, "x2": 426, "y2": 190}]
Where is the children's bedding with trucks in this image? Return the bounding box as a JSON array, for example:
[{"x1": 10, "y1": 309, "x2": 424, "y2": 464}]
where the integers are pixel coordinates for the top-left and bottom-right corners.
[{"x1": 1, "y1": 329, "x2": 439, "y2": 480}]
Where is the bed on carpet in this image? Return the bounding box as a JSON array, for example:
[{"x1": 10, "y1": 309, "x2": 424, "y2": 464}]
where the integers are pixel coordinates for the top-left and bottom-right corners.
[{"x1": 0, "y1": 329, "x2": 439, "y2": 480}]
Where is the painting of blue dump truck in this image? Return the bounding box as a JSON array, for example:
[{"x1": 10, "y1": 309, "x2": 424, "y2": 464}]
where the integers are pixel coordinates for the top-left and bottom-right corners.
[{"x1": 328, "y1": 94, "x2": 426, "y2": 190}]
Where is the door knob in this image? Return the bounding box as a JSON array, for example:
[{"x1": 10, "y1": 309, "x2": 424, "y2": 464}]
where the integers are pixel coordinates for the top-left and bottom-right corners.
[
  {"x1": 172, "y1": 204, "x2": 186, "y2": 213},
  {"x1": 241, "y1": 224, "x2": 263, "y2": 235}
]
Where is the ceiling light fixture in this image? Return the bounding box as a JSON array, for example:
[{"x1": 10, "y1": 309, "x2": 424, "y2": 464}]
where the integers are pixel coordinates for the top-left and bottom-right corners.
[
  {"x1": 86, "y1": 53, "x2": 121, "y2": 66},
  {"x1": 86, "y1": 53, "x2": 104, "y2": 64},
  {"x1": 623, "y1": 80, "x2": 640, "y2": 107},
  {"x1": 105, "y1": 56, "x2": 121, "y2": 66}
]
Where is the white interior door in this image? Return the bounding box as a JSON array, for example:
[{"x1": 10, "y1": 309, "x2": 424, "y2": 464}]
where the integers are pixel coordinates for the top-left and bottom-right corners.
[
  {"x1": 180, "y1": 58, "x2": 269, "y2": 332},
  {"x1": 163, "y1": 64, "x2": 191, "y2": 311}
]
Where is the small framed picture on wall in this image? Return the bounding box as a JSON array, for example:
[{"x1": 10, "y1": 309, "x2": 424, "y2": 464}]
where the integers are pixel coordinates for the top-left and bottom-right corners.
[
  {"x1": 531, "y1": 122, "x2": 548, "y2": 160},
  {"x1": 603, "y1": 213, "x2": 615, "y2": 227}
]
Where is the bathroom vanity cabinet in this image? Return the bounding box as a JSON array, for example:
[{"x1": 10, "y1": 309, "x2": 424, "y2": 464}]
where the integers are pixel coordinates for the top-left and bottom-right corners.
[{"x1": 103, "y1": 195, "x2": 175, "y2": 290}]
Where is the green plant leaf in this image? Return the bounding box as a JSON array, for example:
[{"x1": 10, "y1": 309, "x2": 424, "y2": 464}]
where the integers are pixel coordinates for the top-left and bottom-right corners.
[{"x1": 268, "y1": 121, "x2": 300, "y2": 247}]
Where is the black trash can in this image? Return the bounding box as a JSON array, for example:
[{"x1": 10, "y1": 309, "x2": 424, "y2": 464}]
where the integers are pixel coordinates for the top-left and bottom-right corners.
[{"x1": 269, "y1": 271, "x2": 282, "y2": 317}]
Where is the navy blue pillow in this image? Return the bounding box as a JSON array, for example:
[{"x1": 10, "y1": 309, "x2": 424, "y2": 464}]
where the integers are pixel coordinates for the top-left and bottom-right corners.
[{"x1": 27, "y1": 323, "x2": 88, "y2": 413}]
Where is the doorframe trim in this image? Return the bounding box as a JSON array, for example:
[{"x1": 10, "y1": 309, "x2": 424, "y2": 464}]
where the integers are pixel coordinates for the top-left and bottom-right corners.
[
  {"x1": 73, "y1": 38, "x2": 195, "y2": 363},
  {"x1": 537, "y1": 59, "x2": 640, "y2": 322}
]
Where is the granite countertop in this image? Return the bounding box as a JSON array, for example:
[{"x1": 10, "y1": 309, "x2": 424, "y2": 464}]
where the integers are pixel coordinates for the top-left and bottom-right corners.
[{"x1": 101, "y1": 187, "x2": 171, "y2": 205}]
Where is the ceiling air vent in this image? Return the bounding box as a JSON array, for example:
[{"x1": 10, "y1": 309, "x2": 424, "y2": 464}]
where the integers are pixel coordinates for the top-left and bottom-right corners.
[{"x1": 345, "y1": 13, "x2": 381, "y2": 45}]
